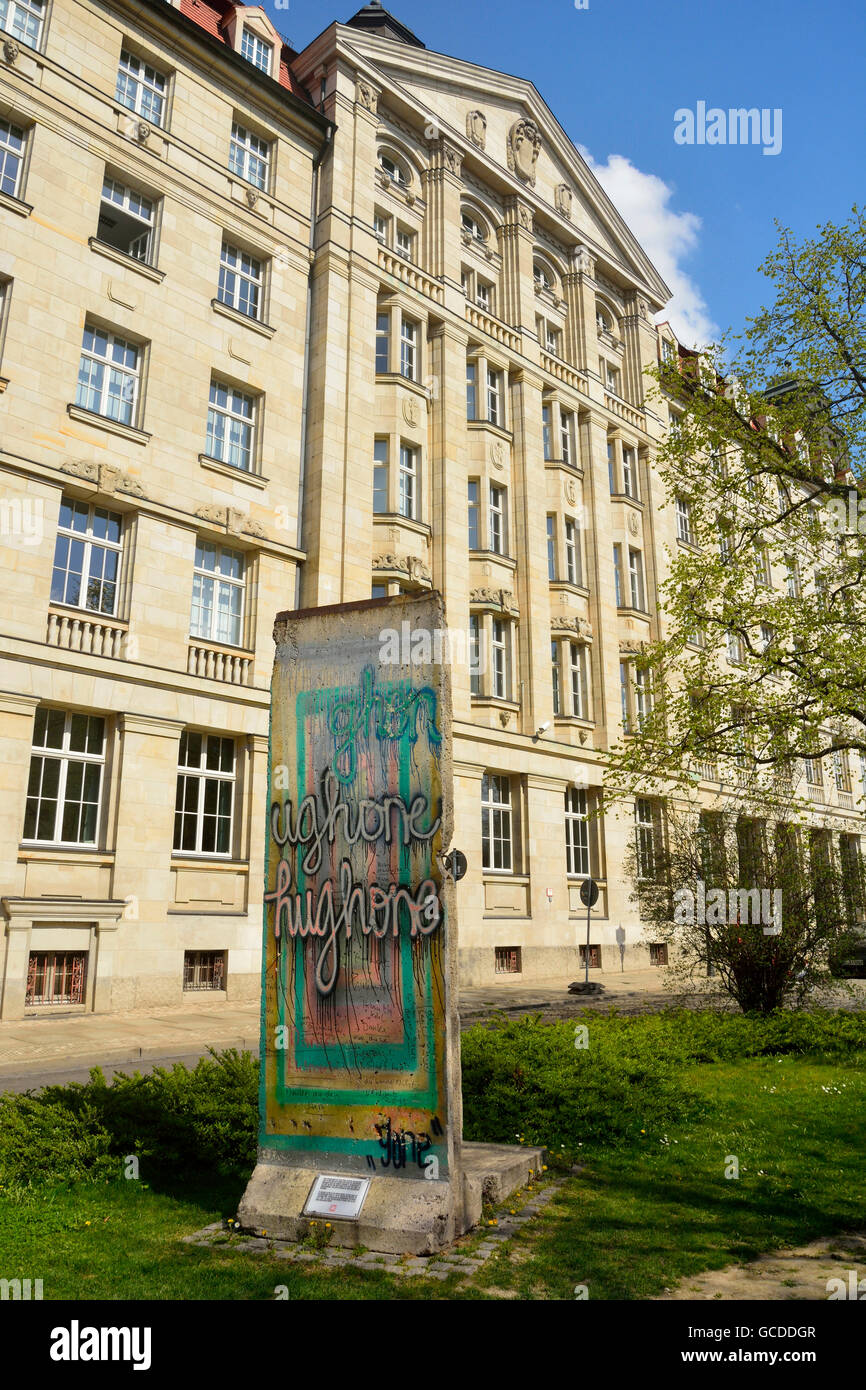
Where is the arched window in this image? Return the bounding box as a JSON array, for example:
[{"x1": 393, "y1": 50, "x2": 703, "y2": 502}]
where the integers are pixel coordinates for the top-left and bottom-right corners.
[
  {"x1": 378, "y1": 151, "x2": 408, "y2": 187},
  {"x1": 533, "y1": 260, "x2": 553, "y2": 292},
  {"x1": 461, "y1": 209, "x2": 488, "y2": 243}
]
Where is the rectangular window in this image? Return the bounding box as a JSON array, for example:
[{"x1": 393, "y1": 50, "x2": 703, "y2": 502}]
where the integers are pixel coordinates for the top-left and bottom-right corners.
[
  {"x1": 467, "y1": 480, "x2": 479, "y2": 549},
  {"x1": 634, "y1": 666, "x2": 651, "y2": 729},
  {"x1": 374, "y1": 212, "x2": 388, "y2": 243},
  {"x1": 400, "y1": 317, "x2": 418, "y2": 380},
  {"x1": 76, "y1": 324, "x2": 140, "y2": 426},
  {"x1": 546, "y1": 324, "x2": 561, "y2": 357},
  {"x1": 376, "y1": 312, "x2": 390, "y2": 374},
  {"x1": 116, "y1": 49, "x2": 166, "y2": 126},
  {"x1": 398, "y1": 443, "x2": 417, "y2": 519},
  {"x1": 580, "y1": 943, "x2": 601, "y2": 970},
  {"x1": 551, "y1": 640, "x2": 561, "y2": 714},
  {"x1": 476, "y1": 279, "x2": 491, "y2": 311},
  {"x1": 649, "y1": 942, "x2": 668, "y2": 966},
  {"x1": 482, "y1": 773, "x2": 512, "y2": 871},
  {"x1": 676, "y1": 496, "x2": 693, "y2": 544},
  {"x1": 613, "y1": 543, "x2": 623, "y2": 607},
  {"x1": 620, "y1": 660, "x2": 630, "y2": 733},
  {"x1": 834, "y1": 749, "x2": 852, "y2": 792},
  {"x1": 183, "y1": 949, "x2": 226, "y2": 992},
  {"x1": 606, "y1": 363, "x2": 620, "y2": 395},
  {"x1": 565, "y1": 518, "x2": 579, "y2": 585},
  {"x1": 173, "y1": 731, "x2": 235, "y2": 856},
  {"x1": 240, "y1": 26, "x2": 271, "y2": 74},
  {"x1": 785, "y1": 557, "x2": 801, "y2": 598},
  {"x1": 560, "y1": 409, "x2": 574, "y2": 465},
  {"x1": 489, "y1": 484, "x2": 506, "y2": 555},
  {"x1": 229, "y1": 121, "x2": 269, "y2": 191},
  {"x1": 98, "y1": 176, "x2": 156, "y2": 263},
  {"x1": 494, "y1": 946, "x2": 521, "y2": 975},
  {"x1": 190, "y1": 540, "x2": 245, "y2": 647},
  {"x1": 635, "y1": 798, "x2": 658, "y2": 880},
  {"x1": 726, "y1": 631, "x2": 743, "y2": 665},
  {"x1": 542, "y1": 404, "x2": 552, "y2": 461},
  {"x1": 622, "y1": 445, "x2": 638, "y2": 499},
  {"x1": 26, "y1": 951, "x2": 88, "y2": 1007},
  {"x1": 755, "y1": 544, "x2": 772, "y2": 586},
  {"x1": 628, "y1": 548, "x2": 645, "y2": 610},
  {"x1": 608, "y1": 441, "x2": 616, "y2": 493},
  {"x1": 23, "y1": 709, "x2": 105, "y2": 846},
  {"x1": 0, "y1": 117, "x2": 24, "y2": 198},
  {"x1": 805, "y1": 754, "x2": 823, "y2": 788},
  {"x1": 487, "y1": 367, "x2": 502, "y2": 426},
  {"x1": 373, "y1": 439, "x2": 388, "y2": 514},
  {"x1": 395, "y1": 226, "x2": 412, "y2": 261},
  {"x1": 469, "y1": 614, "x2": 481, "y2": 696},
  {"x1": 51, "y1": 497, "x2": 123, "y2": 616},
  {"x1": 491, "y1": 617, "x2": 510, "y2": 700},
  {"x1": 547, "y1": 514, "x2": 556, "y2": 580},
  {"x1": 218, "y1": 242, "x2": 263, "y2": 319},
  {"x1": 570, "y1": 641, "x2": 588, "y2": 719},
  {"x1": 206, "y1": 379, "x2": 256, "y2": 472},
  {"x1": 466, "y1": 359, "x2": 477, "y2": 420},
  {"x1": 565, "y1": 786, "x2": 589, "y2": 876}
]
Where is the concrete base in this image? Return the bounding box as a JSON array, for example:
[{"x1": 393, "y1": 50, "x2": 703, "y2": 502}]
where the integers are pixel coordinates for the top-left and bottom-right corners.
[{"x1": 237, "y1": 1143, "x2": 545, "y2": 1255}]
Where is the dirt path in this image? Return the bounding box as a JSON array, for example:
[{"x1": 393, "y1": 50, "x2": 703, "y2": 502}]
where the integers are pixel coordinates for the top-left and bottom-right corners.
[{"x1": 656, "y1": 1231, "x2": 866, "y2": 1300}]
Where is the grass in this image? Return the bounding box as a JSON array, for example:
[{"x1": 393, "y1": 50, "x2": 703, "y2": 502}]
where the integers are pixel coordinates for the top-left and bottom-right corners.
[{"x1": 1, "y1": 1015, "x2": 863, "y2": 1300}]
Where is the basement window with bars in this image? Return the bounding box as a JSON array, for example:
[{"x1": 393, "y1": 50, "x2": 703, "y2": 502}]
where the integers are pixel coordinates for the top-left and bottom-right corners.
[
  {"x1": 26, "y1": 950, "x2": 87, "y2": 1006},
  {"x1": 183, "y1": 950, "x2": 226, "y2": 992},
  {"x1": 495, "y1": 946, "x2": 521, "y2": 975}
]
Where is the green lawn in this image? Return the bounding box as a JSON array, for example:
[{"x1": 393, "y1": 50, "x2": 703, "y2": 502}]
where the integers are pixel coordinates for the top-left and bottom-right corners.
[{"x1": 1, "y1": 1048, "x2": 863, "y2": 1300}]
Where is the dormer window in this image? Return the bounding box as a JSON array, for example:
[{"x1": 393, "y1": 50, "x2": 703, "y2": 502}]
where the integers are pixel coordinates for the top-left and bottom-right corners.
[
  {"x1": 241, "y1": 26, "x2": 272, "y2": 75},
  {"x1": 534, "y1": 262, "x2": 553, "y2": 291},
  {"x1": 661, "y1": 338, "x2": 676, "y2": 365},
  {"x1": 461, "y1": 211, "x2": 486, "y2": 243},
  {"x1": 379, "y1": 153, "x2": 407, "y2": 187}
]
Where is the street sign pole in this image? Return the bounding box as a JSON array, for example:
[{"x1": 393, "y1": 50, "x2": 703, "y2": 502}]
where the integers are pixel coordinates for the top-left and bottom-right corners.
[{"x1": 579, "y1": 877, "x2": 600, "y2": 981}]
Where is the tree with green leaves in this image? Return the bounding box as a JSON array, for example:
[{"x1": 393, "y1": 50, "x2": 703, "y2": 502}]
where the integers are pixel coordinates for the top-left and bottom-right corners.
[{"x1": 607, "y1": 206, "x2": 866, "y2": 806}]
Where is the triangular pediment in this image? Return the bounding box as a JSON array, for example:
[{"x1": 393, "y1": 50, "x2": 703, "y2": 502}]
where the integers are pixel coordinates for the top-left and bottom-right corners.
[{"x1": 332, "y1": 26, "x2": 671, "y2": 306}]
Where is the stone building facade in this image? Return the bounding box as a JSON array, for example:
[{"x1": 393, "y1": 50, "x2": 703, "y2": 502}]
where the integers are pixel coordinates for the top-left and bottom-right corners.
[{"x1": 0, "y1": 0, "x2": 862, "y2": 1015}]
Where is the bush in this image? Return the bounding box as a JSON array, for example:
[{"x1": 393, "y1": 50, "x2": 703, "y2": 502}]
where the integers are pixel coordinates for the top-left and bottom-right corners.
[{"x1": 0, "y1": 1048, "x2": 258, "y2": 1188}]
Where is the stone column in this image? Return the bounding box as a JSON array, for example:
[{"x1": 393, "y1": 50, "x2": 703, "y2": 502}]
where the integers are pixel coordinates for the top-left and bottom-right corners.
[
  {"x1": 497, "y1": 197, "x2": 537, "y2": 333},
  {"x1": 509, "y1": 366, "x2": 554, "y2": 737},
  {"x1": 421, "y1": 139, "x2": 464, "y2": 286},
  {"x1": 563, "y1": 245, "x2": 598, "y2": 375},
  {"x1": 621, "y1": 290, "x2": 661, "y2": 407}
]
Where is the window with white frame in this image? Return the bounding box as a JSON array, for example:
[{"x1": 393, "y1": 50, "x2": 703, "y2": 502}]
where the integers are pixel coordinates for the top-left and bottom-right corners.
[
  {"x1": 115, "y1": 50, "x2": 167, "y2": 127},
  {"x1": 374, "y1": 211, "x2": 388, "y2": 244},
  {"x1": 620, "y1": 660, "x2": 631, "y2": 732},
  {"x1": 635, "y1": 798, "x2": 659, "y2": 880},
  {"x1": 491, "y1": 617, "x2": 511, "y2": 699},
  {"x1": 565, "y1": 786, "x2": 590, "y2": 877},
  {"x1": 604, "y1": 361, "x2": 621, "y2": 395},
  {"x1": 229, "y1": 121, "x2": 270, "y2": 190},
  {"x1": 469, "y1": 614, "x2": 481, "y2": 696},
  {"x1": 190, "y1": 540, "x2": 245, "y2": 647},
  {"x1": 542, "y1": 404, "x2": 552, "y2": 460},
  {"x1": 481, "y1": 772, "x2": 513, "y2": 871},
  {"x1": 785, "y1": 556, "x2": 801, "y2": 598},
  {"x1": 395, "y1": 225, "x2": 413, "y2": 261},
  {"x1": 546, "y1": 515, "x2": 556, "y2": 580},
  {"x1": 475, "y1": 278, "x2": 493, "y2": 312},
  {"x1": 560, "y1": 408, "x2": 575, "y2": 465},
  {"x1": 661, "y1": 337, "x2": 675, "y2": 365},
  {"x1": 569, "y1": 641, "x2": 589, "y2": 718},
  {"x1": 373, "y1": 439, "x2": 388, "y2": 514},
  {"x1": 676, "y1": 496, "x2": 693, "y2": 544},
  {"x1": 378, "y1": 152, "x2": 407, "y2": 187},
  {"x1": 398, "y1": 443, "x2": 417, "y2": 520},
  {"x1": 544, "y1": 322, "x2": 561, "y2": 357},
  {"x1": 240, "y1": 25, "x2": 271, "y2": 74},
  {"x1": 628, "y1": 547, "x2": 645, "y2": 610},
  {"x1": 621, "y1": 445, "x2": 638, "y2": 499},
  {"x1": 533, "y1": 261, "x2": 552, "y2": 292},
  {"x1": 486, "y1": 366, "x2": 503, "y2": 426},
  {"x1": 97, "y1": 175, "x2": 156, "y2": 263},
  {"x1": 466, "y1": 358, "x2": 477, "y2": 419},
  {"x1": 23, "y1": 709, "x2": 105, "y2": 846},
  {"x1": 760, "y1": 623, "x2": 774, "y2": 652},
  {"x1": 174, "y1": 731, "x2": 236, "y2": 856},
  {"x1": 400, "y1": 317, "x2": 418, "y2": 380},
  {"x1": 834, "y1": 748, "x2": 852, "y2": 792},
  {"x1": 755, "y1": 543, "x2": 772, "y2": 586},
  {"x1": 613, "y1": 543, "x2": 624, "y2": 607},
  {"x1": 461, "y1": 210, "x2": 486, "y2": 243},
  {"x1": 206, "y1": 379, "x2": 256, "y2": 472},
  {"x1": 633, "y1": 665, "x2": 651, "y2": 729},
  {"x1": 564, "y1": 518, "x2": 580, "y2": 585},
  {"x1": 489, "y1": 483, "x2": 506, "y2": 555},
  {"x1": 726, "y1": 630, "x2": 744, "y2": 665},
  {"x1": 551, "y1": 639, "x2": 561, "y2": 714},
  {"x1": 76, "y1": 324, "x2": 141, "y2": 427},
  {"x1": 375, "y1": 312, "x2": 390, "y2": 374},
  {"x1": 0, "y1": 117, "x2": 24, "y2": 198},
  {"x1": 467, "y1": 480, "x2": 479, "y2": 549},
  {"x1": 218, "y1": 242, "x2": 263, "y2": 319},
  {"x1": 1, "y1": 0, "x2": 44, "y2": 47},
  {"x1": 51, "y1": 498, "x2": 123, "y2": 616},
  {"x1": 607, "y1": 440, "x2": 616, "y2": 493}
]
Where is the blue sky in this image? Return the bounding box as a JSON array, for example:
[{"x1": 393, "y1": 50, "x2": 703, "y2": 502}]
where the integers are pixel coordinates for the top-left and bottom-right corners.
[{"x1": 268, "y1": 0, "x2": 864, "y2": 349}]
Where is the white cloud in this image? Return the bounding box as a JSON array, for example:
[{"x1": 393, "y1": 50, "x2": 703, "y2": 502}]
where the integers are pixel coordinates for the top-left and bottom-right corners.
[{"x1": 579, "y1": 147, "x2": 718, "y2": 350}]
